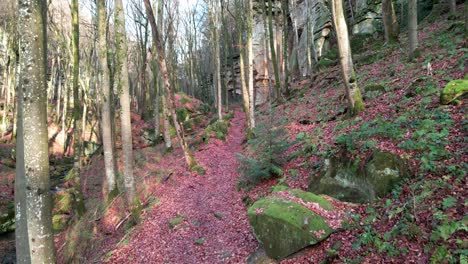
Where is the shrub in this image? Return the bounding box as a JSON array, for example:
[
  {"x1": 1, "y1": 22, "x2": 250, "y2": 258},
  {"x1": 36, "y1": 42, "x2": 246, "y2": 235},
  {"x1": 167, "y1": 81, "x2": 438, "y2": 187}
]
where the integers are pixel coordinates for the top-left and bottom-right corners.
[{"x1": 237, "y1": 122, "x2": 291, "y2": 189}]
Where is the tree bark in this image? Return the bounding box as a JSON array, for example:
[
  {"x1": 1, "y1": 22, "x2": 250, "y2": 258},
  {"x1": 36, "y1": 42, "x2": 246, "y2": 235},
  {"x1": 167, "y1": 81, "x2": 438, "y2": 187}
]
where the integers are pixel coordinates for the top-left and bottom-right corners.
[
  {"x1": 71, "y1": 0, "x2": 85, "y2": 216},
  {"x1": 382, "y1": 0, "x2": 399, "y2": 44},
  {"x1": 247, "y1": 0, "x2": 256, "y2": 129},
  {"x1": 408, "y1": 0, "x2": 419, "y2": 60},
  {"x1": 115, "y1": 0, "x2": 137, "y2": 207},
  {"x1": 97, "y1": 0, "x2": 118, "y2": 197},
  {"x1": 16, "y1": 0, "x2": 56, "y2": 262},
  {"x1": 236, "y1": 0, "x2": 251, "y2": 129},
  {"x1": 330, "y1": 0, "x2": 364, "y2": 116},
  {"x1": 144, "y1": 0, "x2": 197, "y2": 169},
  {"x1": 266, "y1": 0, "x2": 281, "y2": 99}
]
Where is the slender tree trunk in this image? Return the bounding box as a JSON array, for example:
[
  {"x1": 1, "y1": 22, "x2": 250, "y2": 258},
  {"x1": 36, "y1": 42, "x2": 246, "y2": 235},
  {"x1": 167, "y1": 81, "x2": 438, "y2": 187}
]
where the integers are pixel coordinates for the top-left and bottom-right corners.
[
  {"x1": 261, "y1": 0, "x2": 271, "y2": 98},
  {"x1": 152, "y1": 60, "x2": 161, "y2": 139},
  {"x1": 247, "y1": 0, "x2": 255, "y2": 129},
  {"x1": 144, "y1": 0, "x2": 197, "y2": 169},
  {"x1": 97, "y1": 0, "x2": 118, "y2": 197},
  {"x1": 465, "y1": 0, "x2": 468, "y2": 38},
  {"x1": 16, "y1": 0, "x2": 56, "y2": 262},
  {"x1": 212, "y1": 0, "x2": 223, "y2": 119},
  {"x1": 330, "y1": 0, "x2": 364, "y2": 116},
  {"x1": 266, "y1": 0, "x2": 281, "y2": 98},
  {"x1": 115, "y1": 0, "x2": 137, "y2": 208},
  {"x1": 282, "y1": 0, "x2": 290, "y2": 95},
  {"x1": 449, "y1": 0, "x2": 456, "y2": 14},
  {"x1": 408, "y1": 0, "x2": 419, "y2": 60},
  {"x1": 382, "y1": 0, "x2": 399, "y2": 44},
  {"x1": 71, "y1": 0, "x2": 85, "y2": 216}
]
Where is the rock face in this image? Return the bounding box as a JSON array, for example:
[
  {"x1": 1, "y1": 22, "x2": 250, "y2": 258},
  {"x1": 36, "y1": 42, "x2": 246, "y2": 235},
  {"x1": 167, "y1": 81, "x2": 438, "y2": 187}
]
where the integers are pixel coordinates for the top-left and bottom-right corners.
[
  {"x1": 248, "y1": 186, "x2": 347, "y2": 259},
  {"x1": 309, "y1": 151, "x2": 410, "y2": 203}
]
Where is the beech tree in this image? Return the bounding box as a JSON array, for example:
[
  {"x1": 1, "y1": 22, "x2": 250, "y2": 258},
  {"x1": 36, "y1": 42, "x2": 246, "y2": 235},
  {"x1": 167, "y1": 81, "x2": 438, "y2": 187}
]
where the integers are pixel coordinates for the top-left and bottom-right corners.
[
  {"x1": 408, "y1": 0, "x2": 419, "y2": 60},
  {"x1": 330, "y1": 0, "x2": 364, "y2": 116},
  {"x1": 15, "y1": 0, "x2": 56, "y2": 262},
  {"x1": 247, "y1": 0, "x2": 255, "y2": 129},
  {"x1": 97, "y1": 0, "x2": 118, "y2": 197},
  {"x1": 382, "y1": 0, "x2": 399, "y2": 43},
  {"x1": 115, "y1": 0, "x2": 137, "y2": 208}
]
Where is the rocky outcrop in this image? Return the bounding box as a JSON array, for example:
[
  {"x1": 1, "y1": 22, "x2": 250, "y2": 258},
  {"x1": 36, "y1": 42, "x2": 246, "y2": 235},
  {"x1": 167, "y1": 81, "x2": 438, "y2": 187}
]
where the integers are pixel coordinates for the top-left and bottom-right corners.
[
  {"x1": 308, "y1": 151, "x2": 411, "y2": 203},
  {"x1": 248, "y1": 186, "x2": 347, "y2": 259}
]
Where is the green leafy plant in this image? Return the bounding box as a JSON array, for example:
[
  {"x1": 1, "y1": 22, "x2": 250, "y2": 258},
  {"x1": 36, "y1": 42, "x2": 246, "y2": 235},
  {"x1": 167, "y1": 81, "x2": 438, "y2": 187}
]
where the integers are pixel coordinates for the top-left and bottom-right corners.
[{"x1": 237, "y1": 122, "x2": 291, "y2": 189}]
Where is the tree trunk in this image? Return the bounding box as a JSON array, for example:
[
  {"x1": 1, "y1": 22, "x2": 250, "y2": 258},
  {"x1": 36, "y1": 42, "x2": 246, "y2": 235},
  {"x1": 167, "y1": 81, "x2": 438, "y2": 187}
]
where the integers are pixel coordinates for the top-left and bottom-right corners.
[
  {"x1": 144, "y1": 0, "x2": 197, "y2": 169},
  {"x1": 282, "y1": 0, "x2": 290, "y2": 96},
  {"x1": 236, "y1": 0, "x2": 251, "y2": 129},
  {"x1": 212, "y1": 0, "x2": 223, "y2": 119},
  {"x1": 16, "y1": 0, "x2": 56, "y2": 262},
  {"x1": 247, "y1": 0, "x2": 256, "y2": 129},
  {"x1": 71, "y1": 0, "x2": 85, "y2": 216},
  {"x1": 266, "y1": 0, "x2": 281, "y2": 99},
  {"x1": 449, "y1": 0, "x2": 456, "y2": 14},
  {"x1": 330, "y1": 0, "x2": 364, "y2": 116},
  {"x1": 408, "y1": 0, "x2": 419, "y2": 60},
  {"x1": 115, "y1": 0, "x2": 137, "y2": 208},
  {"x1": 97, "y1": 0, "x2": 118, "y2": 197},
  {"x1": 382, "y1": 0, "x2": 399, "y2": 44}
]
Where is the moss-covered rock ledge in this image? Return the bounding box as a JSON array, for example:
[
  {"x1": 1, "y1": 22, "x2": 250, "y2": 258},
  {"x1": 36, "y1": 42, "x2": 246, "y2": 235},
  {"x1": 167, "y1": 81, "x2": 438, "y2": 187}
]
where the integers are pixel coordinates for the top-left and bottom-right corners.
[{"x1": 247, "y1": 187, "x2": 348, "y2": 260}]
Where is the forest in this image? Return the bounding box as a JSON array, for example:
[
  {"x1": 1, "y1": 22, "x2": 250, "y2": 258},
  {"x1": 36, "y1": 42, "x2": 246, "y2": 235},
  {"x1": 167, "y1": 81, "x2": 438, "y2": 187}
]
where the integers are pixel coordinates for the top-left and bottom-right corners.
[{"x1": 0, "y1": 0, "x2": 467, "y2": 263}]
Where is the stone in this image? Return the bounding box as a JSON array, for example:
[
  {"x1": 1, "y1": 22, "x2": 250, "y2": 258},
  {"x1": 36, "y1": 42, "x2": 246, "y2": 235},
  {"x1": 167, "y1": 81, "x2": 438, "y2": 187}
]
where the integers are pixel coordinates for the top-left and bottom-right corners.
[
  {"x1": 309, "y1": 151, "x2": 410, "y2": 203},
  {"x1": 248, "y1": 187, "x2": 345, "y2": 259},
  {"x1": 440, "y1": 80, "x2": 468, "y2": 105}
]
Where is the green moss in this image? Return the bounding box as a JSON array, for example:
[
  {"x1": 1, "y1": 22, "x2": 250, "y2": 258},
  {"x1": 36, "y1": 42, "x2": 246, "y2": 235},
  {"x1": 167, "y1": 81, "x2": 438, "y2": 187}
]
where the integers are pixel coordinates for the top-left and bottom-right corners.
[
  {"x1": 54, "y1": 190, "x2": 74, "y2": 214},
  {"x1": 52, "y1": 214, "x2": 69, "y2": 231},
  {"x1": 190, "y1": 164, "x2": 206, "y2": 175},
  {"x1": 272, "y1": 187, "x2": 334, "y2": 211},
  {"x1": 169, "y1": 217, "x2": 183, "y2": 229},
  {"x1": 440, "y1": 80, "x2": 468, "y2": 104},
  {"x1": 351, "y1": 89, "x2": 365, "y2": 115},
  {"x1": 248, "y1": 196, "x2": 333, "y2": 259},
  {"x1": 194, "y1": 237, "x2": 206, "y2": 245},
  {"x1": 176, "y1": 108, "x2": 190, "y2": 122}
]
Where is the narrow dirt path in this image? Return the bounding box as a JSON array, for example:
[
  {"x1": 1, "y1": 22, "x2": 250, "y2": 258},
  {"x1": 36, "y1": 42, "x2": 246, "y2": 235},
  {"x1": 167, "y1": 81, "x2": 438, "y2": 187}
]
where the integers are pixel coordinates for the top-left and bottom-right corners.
[{"x1": 107, "y1": 110, "x2": 258, "y2": 263}]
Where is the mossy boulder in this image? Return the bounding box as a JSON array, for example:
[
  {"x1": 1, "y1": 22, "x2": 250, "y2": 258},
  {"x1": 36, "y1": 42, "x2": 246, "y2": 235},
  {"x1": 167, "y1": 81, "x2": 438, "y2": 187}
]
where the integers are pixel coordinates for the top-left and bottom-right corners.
[
  {"x1": 440, "y1": 80, "x2": 468, "y2": 104},
  {"x1": 309, "y1": 151, "x2": 410, "y2": 203},
  {"x1": 248, "y1": 188, "x2": 341, "y2": 259},
  {"x1": 0, "y1": 200, "x2": 15, "y2": 234}
]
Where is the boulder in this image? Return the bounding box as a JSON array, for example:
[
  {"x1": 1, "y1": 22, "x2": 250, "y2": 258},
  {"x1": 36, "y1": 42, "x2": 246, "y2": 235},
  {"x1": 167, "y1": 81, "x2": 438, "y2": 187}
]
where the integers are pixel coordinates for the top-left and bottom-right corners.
[
  {"x1": 248, "y1": 187, "x2": 346, "y2": 259},
  {"x1": 309, "y1": 151, "x2": 410, "y2": 203},
  {"x1": 440, "y1": 80, "x2": 468, "y2": 105}
]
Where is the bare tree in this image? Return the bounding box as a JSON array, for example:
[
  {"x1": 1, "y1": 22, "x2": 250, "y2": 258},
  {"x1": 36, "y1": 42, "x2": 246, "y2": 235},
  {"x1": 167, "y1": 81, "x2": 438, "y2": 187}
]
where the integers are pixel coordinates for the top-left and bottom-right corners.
[
  {"x1": 330, "y1": 0, "x2": 364, "y2": 116},
  {"x1": 115, "y1": 0, "x2": 138, "y2": 208},
  {"x1": 144, "y1": 0, "x2": 198, "y2": 169},
  {"x1": 97, "y1": 0, "x2": 118, "y2": 197},
  {"x1": 15, "y1": 0, "x2": 56, "y2": 262},
  {"x1": 408, "y1": 0, "x2": 419, "y2": 60}
]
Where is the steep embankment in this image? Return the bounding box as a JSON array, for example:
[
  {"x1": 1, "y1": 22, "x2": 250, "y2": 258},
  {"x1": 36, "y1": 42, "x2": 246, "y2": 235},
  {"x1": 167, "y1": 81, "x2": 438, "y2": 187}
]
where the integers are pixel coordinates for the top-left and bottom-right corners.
[{"x1": 241, "y1": 10, "x2": 466, "y2": 263}]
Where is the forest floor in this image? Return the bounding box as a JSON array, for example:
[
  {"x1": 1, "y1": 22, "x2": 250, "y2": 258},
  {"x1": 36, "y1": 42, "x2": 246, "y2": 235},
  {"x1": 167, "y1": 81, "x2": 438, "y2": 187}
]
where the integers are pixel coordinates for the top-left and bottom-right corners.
[{"x1": 88, "y1": 110, "x2": 259, "y2": 263}]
